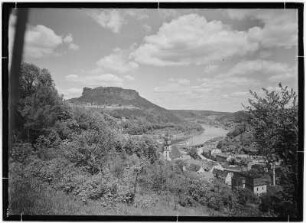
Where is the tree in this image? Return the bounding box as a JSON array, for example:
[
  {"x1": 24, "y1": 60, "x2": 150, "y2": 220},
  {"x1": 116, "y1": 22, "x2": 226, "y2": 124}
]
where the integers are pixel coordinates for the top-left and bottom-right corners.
[
  {"x1": 245, "y1": 83, "x2": 299, "y2": 218},
  {"x1": 188, "y1": 147, "x2": 200, "y2": 160},
  {"x1": 17, "y1": 63, "x2": 67, "y2": 144}
]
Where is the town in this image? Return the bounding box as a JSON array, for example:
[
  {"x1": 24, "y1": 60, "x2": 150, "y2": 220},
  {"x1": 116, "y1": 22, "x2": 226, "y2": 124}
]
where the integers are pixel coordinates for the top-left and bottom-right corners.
[
  {"x1": 161, "y1": 130, "x2": 280, "y2": 198},
  {"x1": 6, "y1": 5, "x2": 300, "y2": 219}
]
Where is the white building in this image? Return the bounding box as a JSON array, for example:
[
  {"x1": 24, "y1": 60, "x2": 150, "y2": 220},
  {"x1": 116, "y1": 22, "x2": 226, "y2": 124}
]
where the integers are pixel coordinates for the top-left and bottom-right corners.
[{"x1": 163, "y1": 145, "x2": 171, "y2": 161}]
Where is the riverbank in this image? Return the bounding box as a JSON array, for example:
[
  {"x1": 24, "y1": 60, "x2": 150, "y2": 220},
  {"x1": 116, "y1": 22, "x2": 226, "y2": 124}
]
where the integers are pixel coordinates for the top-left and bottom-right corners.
[
  {"x1": 172, "y1": 124, "x2": 228, "y2": 148},
  {"x1": 169, "y1": 124, "x2": 228, "y2": 163},
  {"x1": 185, "y1": 124, "x2": 228, "y2": 147}
]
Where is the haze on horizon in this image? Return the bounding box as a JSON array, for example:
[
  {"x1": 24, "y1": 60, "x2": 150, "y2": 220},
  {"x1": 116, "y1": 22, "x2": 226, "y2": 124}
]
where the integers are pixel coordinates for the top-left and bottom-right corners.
[{"x1": 9, "y1": 8, "x2": 298, "y2": 112}]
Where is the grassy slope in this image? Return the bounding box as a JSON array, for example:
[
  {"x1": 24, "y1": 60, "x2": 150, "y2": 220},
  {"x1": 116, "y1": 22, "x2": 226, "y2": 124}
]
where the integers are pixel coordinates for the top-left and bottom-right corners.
[{"x1": 8, "y1": 169, "x2": 210, "y2": 216}]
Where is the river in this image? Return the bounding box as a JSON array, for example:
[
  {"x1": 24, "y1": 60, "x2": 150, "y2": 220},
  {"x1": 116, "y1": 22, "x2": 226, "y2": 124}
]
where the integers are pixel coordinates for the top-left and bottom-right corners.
[
  {"x1": 170, "y1": 124, "x2": 228, "y2": 161},
  {"x1": 184, "y1": 124, "x2": 228, "y2": 146}
]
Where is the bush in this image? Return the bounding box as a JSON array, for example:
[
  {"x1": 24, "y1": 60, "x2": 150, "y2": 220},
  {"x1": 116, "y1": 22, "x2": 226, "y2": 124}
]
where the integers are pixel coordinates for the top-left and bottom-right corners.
[
  {"x1": 9, "y1": 176, "x2": 45, "y2": 215},
  {"x1": 233, "y1": 186, "x2": 260, "y2": 205},
  {"x1": 188, "y1": 147, "x2": 200, "y2": 160},
  {"x1": 61, "y1": 129, "x2": 118, "y2": 174},
  {"x1": 110, "y1": 155, "x2": 125, "y2": 178},
  {"x1": 10, "y1": 143, "x2": 33, "y2": 163},
  {"x1": 34, "y1": 131, "x2": 62, "y2": 160},
  {"x1": 178, "y1": 194, "x2": 195, "y2": 207}
]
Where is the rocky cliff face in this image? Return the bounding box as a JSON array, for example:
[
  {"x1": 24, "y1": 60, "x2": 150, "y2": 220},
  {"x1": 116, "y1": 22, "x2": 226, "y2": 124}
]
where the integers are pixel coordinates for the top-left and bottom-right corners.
[
  {"x1": 80, "y1": 87, "x2": 140, "y2": 102},
  {"x1": 68, "y1": 86, "x2": 182, "y2": 124}
]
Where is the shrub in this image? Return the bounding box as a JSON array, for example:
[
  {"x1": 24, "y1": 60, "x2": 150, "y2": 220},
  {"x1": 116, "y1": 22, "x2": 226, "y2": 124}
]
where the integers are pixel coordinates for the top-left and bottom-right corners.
[
  {"x1": 188, "y1": 147, "x2": 200, "y2": 160},
  {"x1": 10, "y1": 143, "x2": 33, "y2": 163},
  {"x1": 110, "y1": 155, "x2": 125, "y2": 178},
  {"x1": 34, "y1": 132, "x2": 62, "y2": 160},
  {"x1": 61, "y1": 128, "x2": 118, "y2": 174},
  {"x1": 178, "y1": 193, "x2": 195, "y2": 207}
]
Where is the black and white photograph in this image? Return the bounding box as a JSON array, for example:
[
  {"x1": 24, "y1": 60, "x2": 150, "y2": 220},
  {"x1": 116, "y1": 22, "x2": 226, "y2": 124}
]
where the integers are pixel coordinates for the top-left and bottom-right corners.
[{"x1": 3, "y1": 2, "x2": 303, "y2": 221}]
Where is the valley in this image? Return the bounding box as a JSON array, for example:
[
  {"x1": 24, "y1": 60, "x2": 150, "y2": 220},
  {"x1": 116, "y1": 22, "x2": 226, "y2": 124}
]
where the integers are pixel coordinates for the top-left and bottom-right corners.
[{"x1": 9, "y1": 65, "x2": 298, "y2": 218}]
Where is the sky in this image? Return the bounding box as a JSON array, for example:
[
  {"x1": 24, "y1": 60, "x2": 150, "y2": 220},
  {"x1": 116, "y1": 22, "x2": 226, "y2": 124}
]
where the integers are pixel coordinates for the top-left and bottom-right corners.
[{"x1": 9, "y1": 8, "x2": 298, "y2": 112}]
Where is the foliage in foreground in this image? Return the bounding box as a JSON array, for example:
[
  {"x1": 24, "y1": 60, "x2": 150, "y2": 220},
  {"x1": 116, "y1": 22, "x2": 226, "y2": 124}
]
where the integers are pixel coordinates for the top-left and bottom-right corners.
[
  {"x1": 245, "y1": 84, "x2": 299, "y2": 218},
  {"x1": 8, "y1": 63, "x2": 299, "y2": 218}
]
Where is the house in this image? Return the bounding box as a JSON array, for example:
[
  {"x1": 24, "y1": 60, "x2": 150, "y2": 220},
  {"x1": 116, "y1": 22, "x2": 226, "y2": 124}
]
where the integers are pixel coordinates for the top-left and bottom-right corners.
[
  {"x1": 245, "y1": 174, "x2": 271, "y2": 196},
  {"x1": 210, "y1": 148, "x2": 222, "y2": 158},
  {"x1": 162, "y1": 145, "x2": 171, "y2": 161},
  {"x1": 213, "y1": 169, "x2": 234, "y2": 186},
  {"x1": 216, "y1": 153, "x2": 229, "y2": 163},
  {"x1": 232, "y1": 173, "x2": 246, "y2": 190},
  {"x1": 232, "y1": 171, "x2": 271, "y2": 196}
]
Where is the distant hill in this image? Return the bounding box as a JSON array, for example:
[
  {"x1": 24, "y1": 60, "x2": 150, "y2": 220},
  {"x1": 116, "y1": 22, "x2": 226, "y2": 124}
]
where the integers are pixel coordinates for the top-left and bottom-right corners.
[
  {"x1": 215, "y1": 110, "x2": 251, "y2": 123},
  {"x1": 171, "y1": 110, "x2": 232, "y2": 127},
  {"x1": 172, "y1": 110, "x2": 232, "y2": 120},
  {"x1": 172, "y1": 110, "x2": 251, "y2": 130},
  {"x1": 68, "y1": 87, "x2": 182, "y2": 124},
  {"x1": 216, "y1": 111, "x2": 258, "y2": 154}
]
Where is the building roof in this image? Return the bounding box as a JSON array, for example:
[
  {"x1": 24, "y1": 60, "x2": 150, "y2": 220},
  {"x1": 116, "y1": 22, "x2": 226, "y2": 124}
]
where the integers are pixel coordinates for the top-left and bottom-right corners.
[
  {"x1": 239, "y1": 171, "x2": 272, "y2": 186},
  {"x1": 211, "y1": 148, "x2": 221, "y2": 153},
  {"x1": 253, "y1": 177, "x2": 269, "y2": 186},
  {"x1": 223, "y1": 164, "x2": 242, "y2": 172},
  {"x1": 216, "y1": 153, "x2": 229, "y2": 158}
]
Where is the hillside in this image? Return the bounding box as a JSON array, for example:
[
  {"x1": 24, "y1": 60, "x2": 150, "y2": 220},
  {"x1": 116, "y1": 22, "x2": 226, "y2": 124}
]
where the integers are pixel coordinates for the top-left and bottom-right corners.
[
  {"x1": 171, "y1": 110, "x2": 232, "y2": 127},
  {"x1": 172, "y1": 110, "x2": 251, "y2": 130},
  {"x1": 172, "y1": 110, "x2": 231, "y2": 120},
  {"x1": 216, "y1": 111, "x2": 258, "y2": 154},
  {"x1": 68, "y1": 87, "x2": 182, "y2": 124}
]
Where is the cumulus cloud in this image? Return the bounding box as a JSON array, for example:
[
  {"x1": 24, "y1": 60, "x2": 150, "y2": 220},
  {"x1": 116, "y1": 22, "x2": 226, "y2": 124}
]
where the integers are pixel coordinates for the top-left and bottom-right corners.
[
  {"x1": 24, "y1": 25, "x2": 63, "y2": 58},
  {"x1": 154, "y1": 78, "x2": 192, "y2": 94},
  {"x1": 24, "y1": 26, "x2": 79, "y2": 58},
  {"x1": 154, "y1": 75, "x2": 256, "y2": 110},
  {"x1": 9, "y1": 14, "x2": 79, "y2": 59},
  {"x1": 224, "y1": 60, "x2": 296, "y2": 82},
  {"x1": 68, "y1": 43, "x2": 79, "y2": 51},
  {"x1": 226, "y1": 9, "x2": 297, "y2": 48},
  {"x1": 64, "y1": 34, "x2": 79, "y2": 51},
  {"x1": 124, "y1": 75, "x2": 135, "y2": 81},
  {"x1": 158, "y1": 9, "x2": 180, "y2": 20},
  {"x1": 197, "y1": 76, "x2": 254, "y2": 93},
  {"x1": 143, "y1": 24, "x2": 152, "y2": 33},
  {"x1": 88, "y1": 9, "x2": 150, "y2": 33},
  {"x1": 65, "y1": 74, "x2": 79, "y2": 80},
  {"x1": 222, "y1": 91, "x2": 249, "y2": 99},
  {"x1": 231, "y1": 91, "x2": 249, "y2": 97},
  {"x1": 88, "y1": 10, "x2": 125, "y2": 33},
  {"x1": 96, "y1": 47, "x2": 138, "y2": 73},
  {"x1": 150, "y1": 58, "x2": 281, "y2": 110},
  {"x1": 63, "y1": 34, "x2": 73, "y2": 43},
  {"x1": 125, "y1": 9, "x2": 149, "y2": 20},
  {"x1": 65, "y1": 73, "x2": 124, "y2": 87},
  {"x1": 154, "y1": 75, "x2": 253, "y2": 100},
  {"x1": 131, "y1": 14, "x2": 258, "y2": 66}
]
